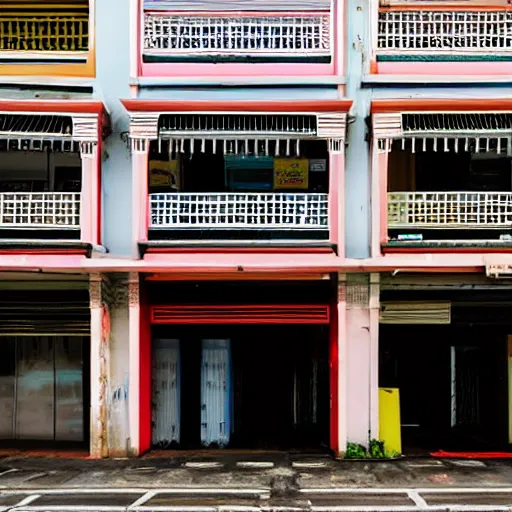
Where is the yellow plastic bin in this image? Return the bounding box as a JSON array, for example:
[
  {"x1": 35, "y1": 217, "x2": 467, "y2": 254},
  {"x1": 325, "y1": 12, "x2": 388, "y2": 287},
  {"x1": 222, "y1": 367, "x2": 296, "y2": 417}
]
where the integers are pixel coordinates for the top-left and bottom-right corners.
[{"x1": 379, "y1": 388, "x2": 402, "y2": 456}]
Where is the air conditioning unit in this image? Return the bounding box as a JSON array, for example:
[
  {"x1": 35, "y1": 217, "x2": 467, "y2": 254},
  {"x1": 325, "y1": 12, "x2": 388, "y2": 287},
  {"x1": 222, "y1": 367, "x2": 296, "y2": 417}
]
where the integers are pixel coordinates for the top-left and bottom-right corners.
[{"x1": 380, "y1": 301, "x2": 451, "y2": 325}]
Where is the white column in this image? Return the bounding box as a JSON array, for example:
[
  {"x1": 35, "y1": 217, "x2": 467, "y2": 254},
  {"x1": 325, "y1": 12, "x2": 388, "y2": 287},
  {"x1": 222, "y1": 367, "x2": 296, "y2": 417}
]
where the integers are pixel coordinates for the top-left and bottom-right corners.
[
  {"x1": 329, "y1": 139, "x2": 345, "y2": 257},
  {"x1": 128, "y1": 272, "x2": 140, "y2": 455},
  {"x1": 131, "y1": 139, "x2": 150, "y2": 259},
  {"x1": 341, "y1": 273, "x2": 380, "y2": 449},
  {"x1": 337, "y1": 274, "x2": 348, "y2": 454},
  {"x1": 80, "y1": 142, "x2": 100, "y2": 244},
  {"x1": 89, "y1": 273, "x2": 110, "y2": 459}
]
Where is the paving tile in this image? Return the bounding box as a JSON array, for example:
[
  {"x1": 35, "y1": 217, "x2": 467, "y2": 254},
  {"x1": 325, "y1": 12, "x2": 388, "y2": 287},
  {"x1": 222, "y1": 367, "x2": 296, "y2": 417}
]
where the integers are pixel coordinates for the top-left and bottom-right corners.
[
  {"x1": 306, "y1": 492, "x2": 414, "y2": 507},
  {"x1": 33, "y1": 493, "x2": 144, "y2": 507},
  {"x1": 424, "y1": 492, "x2": 512, "y2": 506}
]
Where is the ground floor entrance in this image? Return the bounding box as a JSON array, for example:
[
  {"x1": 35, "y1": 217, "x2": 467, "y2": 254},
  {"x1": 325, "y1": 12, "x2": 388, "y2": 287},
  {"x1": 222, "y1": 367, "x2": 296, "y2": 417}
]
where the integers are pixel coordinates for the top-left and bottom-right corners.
[
  {"x1": 380, "y1": 289, "x2": 510, "y2": 454},
  {"x1": 0, "y1": 288, "x2": 90, "y2": 448},
  {"x1": 151, "y1": 325, "x2": 330, "y2": 451},
  {"x1": 144, "y1": 279, "x2": 335, "y2": 454}
]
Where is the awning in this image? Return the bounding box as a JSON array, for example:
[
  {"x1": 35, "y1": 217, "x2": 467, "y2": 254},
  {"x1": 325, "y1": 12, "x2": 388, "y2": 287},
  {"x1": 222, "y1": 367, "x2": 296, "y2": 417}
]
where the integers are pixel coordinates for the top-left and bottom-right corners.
[
  {"x1": 372, "y1": 98, "x2": 512, "y2": 154},
  {"x1": 122, "y1": 99, "x2": 352, "y2": 152},
  {"x1": 0, "y1": 98, "x2": 108, "y2": 147}
]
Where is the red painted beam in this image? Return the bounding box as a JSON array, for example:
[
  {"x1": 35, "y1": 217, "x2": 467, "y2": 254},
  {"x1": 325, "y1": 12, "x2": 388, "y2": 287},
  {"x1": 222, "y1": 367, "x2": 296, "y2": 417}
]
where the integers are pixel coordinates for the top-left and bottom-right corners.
[
  {"x1": 372, "y1": 98, "x2": 512, "y2": 113},
  {"x1": 0, "y1": 99, "x2": 105, "y2": 115},
  {"x1": 121, "y1": 99, "x2": 353, "y2": 113}
]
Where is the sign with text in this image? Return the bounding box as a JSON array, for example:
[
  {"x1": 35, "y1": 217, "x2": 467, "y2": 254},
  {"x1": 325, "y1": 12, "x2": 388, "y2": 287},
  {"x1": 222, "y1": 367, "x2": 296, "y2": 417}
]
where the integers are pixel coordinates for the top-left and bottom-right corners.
[
  {"x1": 273, "y1": 158, "x2": 309, "y2": 190},
  {"x1": 149, "y1": 159, "x2": 180, "y2": 189}
]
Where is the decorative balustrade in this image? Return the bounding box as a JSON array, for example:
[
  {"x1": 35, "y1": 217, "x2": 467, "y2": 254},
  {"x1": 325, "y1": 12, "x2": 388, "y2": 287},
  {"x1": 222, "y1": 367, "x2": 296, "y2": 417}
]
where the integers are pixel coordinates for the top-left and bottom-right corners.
[
  {"x1": 150, "y1": 193, "x2": 329, "y2": 230},
  {"x1": 378, "y1": 10, "x2": 512, "y2": 55},
  {"x1": 0, "y1": 6, "x2": 89, "y2": 54},
  {"x1": 144, "y1": 13, "x2": 331, "y2": 56},
  {"x1": 388, "y1": 192, "x2": 512, "y2": 229},
  {"x1": 0, "y1": 193, "x2": 81, "y2": 229}
]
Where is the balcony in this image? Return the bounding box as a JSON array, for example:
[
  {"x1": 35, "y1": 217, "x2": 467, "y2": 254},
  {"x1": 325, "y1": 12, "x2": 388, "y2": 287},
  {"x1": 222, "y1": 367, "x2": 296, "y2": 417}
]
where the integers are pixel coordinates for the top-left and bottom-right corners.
[
  {"x1": 150, "y1": 193, "x2": 328, "y2": 230},
  {"x1": 0, "y1": 193, "x2": 80, "y2": 230},
  {"x1": 0, "y1": 0, "x2": 92, "y2": 76},
  {"x1": 144, "y1": 127, "x2": 331, "y2": 244},
  {"x1": 144, "y1": 13, "x2": 331, "y2": 62},
  {"x1": 383, "y1": 135, "x2": 512, "y2": 249},
  {"x1": 140, "y1": 0, "x2": 334, "y2": 77},
  {"x1": 376, "y1": 7, "x2": 512, "y2": 74}
]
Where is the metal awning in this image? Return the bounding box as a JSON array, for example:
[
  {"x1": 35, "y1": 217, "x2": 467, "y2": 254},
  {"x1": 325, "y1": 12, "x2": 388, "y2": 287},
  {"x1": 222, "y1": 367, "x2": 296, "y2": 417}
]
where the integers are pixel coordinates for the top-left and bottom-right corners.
[
  {"x1": 159, "y1": 113, "x2": 318, "y2": 138},
  {"x1": 123, "y1": 99, "x2": 352, "y2": 153},
  {"x1": 402, "y1": 113, "x2": 512, "y2": 137},
  {"x1": 372, "y1": 100, "x2": 512, "y2": 154},
  {"x1": 158, "y1": 113, "x2": 319, "y2": 155}
]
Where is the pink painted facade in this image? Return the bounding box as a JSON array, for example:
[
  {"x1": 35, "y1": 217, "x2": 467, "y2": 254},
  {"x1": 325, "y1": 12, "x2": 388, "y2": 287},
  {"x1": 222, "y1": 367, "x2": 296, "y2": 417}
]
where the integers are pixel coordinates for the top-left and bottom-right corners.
[
  {"x1": 372, "y1": 5, "x2": 512, "y2": 76},
  {"x1": 137, "y1": 0, "x2": 344, "y2": 78}
]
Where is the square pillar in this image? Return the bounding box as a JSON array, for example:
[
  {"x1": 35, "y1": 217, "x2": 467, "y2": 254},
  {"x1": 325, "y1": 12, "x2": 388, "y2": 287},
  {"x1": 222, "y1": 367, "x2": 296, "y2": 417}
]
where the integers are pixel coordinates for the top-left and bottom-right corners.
[
  {"x1": 336, "y1": 272, "x2": 380, "y2": 454},
  {"x1": 128, "y1": 272, "x2": 141, "y2": 455},
  {"x1": 371, "y1": 140, "x2": 389, "y2": 257},
  {"x1": 329, "y1": 139, "x2": 346, "y2": 257},
  {"x1": 128, "y1": 272, "x2": 152, "y2": 456},
  {"x1": 80, "y1": 142, "x2": 100, "y2": 245},
  {"x1": 131, "y1": 139, "x2": 150, "y2": 258},
  {"x1": 89, "y1": 273, "x2": 111, "y2": 459}
]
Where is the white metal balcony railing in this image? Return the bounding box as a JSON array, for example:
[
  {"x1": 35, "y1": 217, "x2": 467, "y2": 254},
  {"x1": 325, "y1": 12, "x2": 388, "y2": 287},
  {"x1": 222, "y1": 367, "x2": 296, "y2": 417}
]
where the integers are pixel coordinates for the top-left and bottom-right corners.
[
  {"x1": 144, "y1": 13, "x2": 331, "y2": 56},
  {"x1": 378, "y1": 10, "x2": 512, "y2": 54},
  {"x1": 0, "y1": 193, "x2": 80, "y2": 229},
  {"x1": 388, "y1": 192, "x2": 512, "y2": 229},
  {"x1": 150, "y1": 193, "x2": 329, "y2": 230}
]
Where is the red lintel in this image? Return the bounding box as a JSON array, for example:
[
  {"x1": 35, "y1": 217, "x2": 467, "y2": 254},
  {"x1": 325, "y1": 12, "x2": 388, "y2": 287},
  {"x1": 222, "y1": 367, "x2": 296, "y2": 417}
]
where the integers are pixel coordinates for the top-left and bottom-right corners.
[
  {"x1": 0, "y1": 99, "x2": 106, "y2": 115},
  {"x1": 372, "y1": 98, "x2": 512, "y2": 113},
  {"x1": 121, "y1": 99, "x2": 353, "y2": 113}
]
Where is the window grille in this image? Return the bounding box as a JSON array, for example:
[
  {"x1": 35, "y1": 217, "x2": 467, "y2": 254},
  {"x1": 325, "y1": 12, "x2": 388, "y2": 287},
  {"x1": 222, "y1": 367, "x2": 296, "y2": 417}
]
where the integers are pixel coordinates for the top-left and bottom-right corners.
[
  {"x1": 150, "y1": 193, "x2": 329, "y2": 229},
  {"x1": 0, "y1": 3, "x2": 89, "y2": 52},
  {"x1": 144, "y1": 13, "x2": 330, "y2": 56},
  {"x1": 0, "y1": 114, "x2": 73, "y2": 138},
  {"x1": 388, "y1": 192, "x2": 512, "y2": 229},
  {"x1": 378, "y1": 10, "x2": 512, "y2": 54},
  {"x1": 0, "y1": 193, "x2": 81, "y2": 229},
  {"x1": 402, "y1": 113, "x2": 512, "y2": 135},
  {"x1": 159, "y1": 114, "x2": 318, "y2": 137}
]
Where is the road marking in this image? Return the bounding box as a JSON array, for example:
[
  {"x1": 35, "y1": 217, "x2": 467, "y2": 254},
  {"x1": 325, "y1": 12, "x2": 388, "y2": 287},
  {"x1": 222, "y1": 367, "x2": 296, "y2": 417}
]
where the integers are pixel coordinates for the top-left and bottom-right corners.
[
  {"x1": 14, "y1": 495, "x2": 41, "y2": 507},
  {"x1": 128, "y1": 491, "x2": 157, "y2": 509},
  {"x1": 0, "y1": 469, "x2": 19, "y2": 478},
  {"x1": 407, "y1": 491, "x2": 428, "y2": 509},
  {"x1": 236, "y1": 462, "x2": 274, "y2": 469}
]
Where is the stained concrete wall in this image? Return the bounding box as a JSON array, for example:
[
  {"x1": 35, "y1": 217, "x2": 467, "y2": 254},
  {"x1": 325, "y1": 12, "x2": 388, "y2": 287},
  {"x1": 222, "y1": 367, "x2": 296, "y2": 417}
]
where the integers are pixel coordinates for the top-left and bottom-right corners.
[{"x1": 96, "y1": 0, "x2": 132, "y2": 257}]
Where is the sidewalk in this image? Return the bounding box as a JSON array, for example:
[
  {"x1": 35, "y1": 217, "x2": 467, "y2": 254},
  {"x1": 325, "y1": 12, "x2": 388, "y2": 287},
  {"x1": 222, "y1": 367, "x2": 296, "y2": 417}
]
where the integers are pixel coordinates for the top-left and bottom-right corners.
[{"x1": 1, "y1": 456, "x2": 512, "y2": 511}]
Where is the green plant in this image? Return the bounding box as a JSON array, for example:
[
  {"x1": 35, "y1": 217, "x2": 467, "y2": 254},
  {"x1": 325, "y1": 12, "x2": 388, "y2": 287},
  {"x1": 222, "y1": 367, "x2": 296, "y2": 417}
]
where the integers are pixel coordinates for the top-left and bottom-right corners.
[
  {"x1": 344, "y1": 439, "x2": 399, "y2": 459},
  {"x1": 368, "y1": 438, "x2": 386, "y2": 458},
  {"x1": 345, "y1": 442, "x2": 367, "y2": 459}
]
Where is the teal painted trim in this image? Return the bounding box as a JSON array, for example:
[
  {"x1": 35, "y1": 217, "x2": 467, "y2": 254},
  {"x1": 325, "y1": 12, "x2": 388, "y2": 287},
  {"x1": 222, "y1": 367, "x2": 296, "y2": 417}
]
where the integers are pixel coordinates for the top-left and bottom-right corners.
[
  {"x1": 143, "y1": 54, "x2": 331, "y2": 64},
  {"x1": 378, "y1": 54, "x2": 512, "y2": 62}
]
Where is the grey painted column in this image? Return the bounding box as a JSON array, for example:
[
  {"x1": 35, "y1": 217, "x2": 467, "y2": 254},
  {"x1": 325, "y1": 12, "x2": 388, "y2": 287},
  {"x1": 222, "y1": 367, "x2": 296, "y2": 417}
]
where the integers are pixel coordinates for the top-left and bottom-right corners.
[
  {"x1": 95, "y1": 0, "x2": 132, "y2": 257},
  {"x1": 344, "y1": 0, "x2": 371, "y2": 258}
]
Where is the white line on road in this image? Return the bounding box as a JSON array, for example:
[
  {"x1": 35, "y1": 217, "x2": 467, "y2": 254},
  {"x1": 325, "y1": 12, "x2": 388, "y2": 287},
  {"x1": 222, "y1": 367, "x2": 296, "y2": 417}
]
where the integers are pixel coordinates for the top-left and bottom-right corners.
[{"x1": 407, "y1": 491, "x2": 428, "y2": 509}]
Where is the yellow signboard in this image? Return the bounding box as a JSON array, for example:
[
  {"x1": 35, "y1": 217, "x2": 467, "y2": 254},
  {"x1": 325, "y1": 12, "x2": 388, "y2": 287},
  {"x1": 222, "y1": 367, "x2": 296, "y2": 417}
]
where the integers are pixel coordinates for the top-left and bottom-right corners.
[
  {"x1": 149, "y1": 159, "x2": 180, "y2": 189},
  {"x1": 273, "y1": 158, "x2": 309, "y2": 190}
]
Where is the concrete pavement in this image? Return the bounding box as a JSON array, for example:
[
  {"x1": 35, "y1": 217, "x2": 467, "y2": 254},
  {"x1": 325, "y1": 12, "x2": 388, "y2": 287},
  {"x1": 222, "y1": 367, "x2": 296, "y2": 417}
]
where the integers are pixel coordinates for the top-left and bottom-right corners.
[{"x1": 1, "y1": 456, "x2": 512, "y2": 511}]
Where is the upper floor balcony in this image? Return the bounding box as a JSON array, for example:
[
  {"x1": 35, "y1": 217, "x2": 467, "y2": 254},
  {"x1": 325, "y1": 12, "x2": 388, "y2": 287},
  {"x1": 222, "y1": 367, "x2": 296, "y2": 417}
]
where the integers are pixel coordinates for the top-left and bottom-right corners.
[
  {"x1": 374, "y1": 1, "x2": 512, "y2": 76},
  {"x1": 0, "y1": 0, "x2": 94, "y2": 77},
  {"x1": 371, "y1": 99, "x2": 512, "y2": 254},
  {"x1": 0, "y1": 98, "x2": 106, "y2": 255},
  {"x1": 139, "y1": 0, "x2": 340, "y2": 79},
  {"x1": 123, "y1": 99, "x2": 351, "y2": 256}
]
